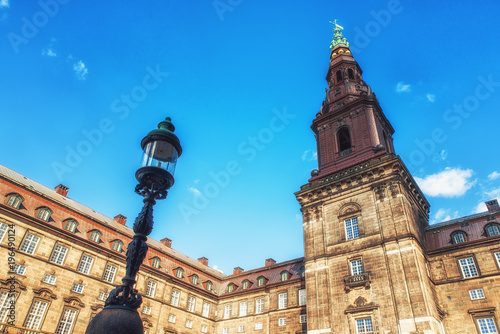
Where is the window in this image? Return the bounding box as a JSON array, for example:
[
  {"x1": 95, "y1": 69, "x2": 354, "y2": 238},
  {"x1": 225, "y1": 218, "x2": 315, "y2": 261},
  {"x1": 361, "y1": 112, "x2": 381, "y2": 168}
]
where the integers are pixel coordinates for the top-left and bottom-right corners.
[
  {"x1": 103, "y1": 264, "x2": 117, "y2": 283},
  {"x1": 43, "y1": 274, "x2": 57, "y2": 285},
  {"x1": 50, "y1": 244, "x2": 69, "y2": 265},
  {"x1": 477, "y1": 318, "x2": 498, "y2": 334},
  {"x1": 142, "y1": 306, "x2": 151, "y2": 315},
  {"x1": 89, "y1": 230, "x2": 101, "y2": 243},
  {"x1": 5, "y1": 193, "x2": 23, "y2": 209},
  {"x1": 350, "y1": 259, "x2": 364, "y2": 276},
  {"x1": 238, "y1": 325, "x2": 245, "y2": 332},
  {"x1": 255, "y1": 322, "x2": 263, "y2": 330},
  {"x1": 205, "y1": 280, "x2": 213, "y2": 291},
  {"x1": 201, "y1": 325, "x2": 208, "y2": 333},
  {"x1": 348, "y1": 68, "x2": 355, "y2": 80},
  {"x1": 355, "y1": 318, "x2": 374, "y2": 333},
  {"x1": 495, "y1": 252, "x2": 500, "y2": 268},
  {"x1": 151, "y1": 257, "x2": 160, "y2": 268},
  {"x1": 36, "y1": 207, "x2": 52, "y2": 221},
  {"x1": 63, "y1": 219, "x2": 78, "y2": 233},
  {"x1": 278, "y1": 317, "x2": 286, "y2": 326},
  {"x1": 459, "y1": 257, "x2": 479, "y2": 278},
  {"x1": 72, "y1": 283, "x2": 84, "y2": 293},
  {"x1": 77, "y1": 255, "x2": 94, "y2": 274},
  {"x1": 337, "y1": 127, "x2": 352, "y2": 154},
  {"x1": 223, "y1": 328, "x2": 229, "y2": 334},
  {"x1": 278, "y1": 292, "x2": 288, "y2": 309},
  {"x1": 345, "y1": 217, "x2": 360, "y2": 240},
  {"x1": 175, "y1": 267, "x2": 184, "y2": 278},
  {"x1": 145, "y1": 281, "x2": 157, "y2": 298},
  {"x1": 298, "y1": 289, "x2": 306, "y2": 306},
  {"x1": 470, "y1": 289, "x2": 486, "y2": 300},
  {"x1": 228, "y1": 283, "x2": 235, "y2": 293},
  {"x1": 170, "y1": 290, "x2": 180, "y2": 306},
  {"x1": 185, "y1": 319, "x2": 193, "y2": 328},
  {"x1": 12, "y1": 264, "x2": 26, "y2": 275},
  {"x1": 98, "y1": 291, "x2": 108, "y2": 301},
  {"x1": 242, "y1": 280, "x2": 250, "y2": 289},
  {"x1": 0, "y1": 222, "x2": 7, "y2": 242},
  {"x1": 168, "y1": 314, "x2": 176, "y2": 323},
  {"x1": 300, "y1": 314, "x2": 307, "y2": 323},
  {"x1": 336, "y1": 70, "x2": 342, "y2": 83},
  {"x1": 20, "y1": 233, "x2": 40, "y2": 254},
  {"x1": 24, "y1": 299, "x2": 49, "y2": 330},
  {"x1": 257, "y1": 276, "x2": 265, "y2": 287},
  {"x1": 202, "y1": 302, "x2": 210, "y2": 317},
  {"x1": 485, "y1": 223, "x2": 500, "y2": 237},
  {"x1": 224, "y1": 304, "x2": 232, "y2": 319},
  {"x1": 239, "y1": 301, "x2": 247, "y2": 316},
  {"x1": 55, "y1": 308, "x2": 78, "y2": 334},
  {"x1": 187, "y1": 295, "x2": 196, "y2": 312},
  {"x1": 0, "y1": 291, "x2": 16, "y2": 322},
  {"x1": 191, "y1": 274, "x2": 199, "y2": 285},
  {"x1": 280, "y1": 271, "x2": 289, "y2": 281},
  {"x1": 256, "y1": 298, "x2": 264, "y2": 314},
  {"x1": 111, "y1": 240, "x2": 123, "y2": 252},
  {"x1": 451, "y1": 231, "x2": 467, "y2": 244}
]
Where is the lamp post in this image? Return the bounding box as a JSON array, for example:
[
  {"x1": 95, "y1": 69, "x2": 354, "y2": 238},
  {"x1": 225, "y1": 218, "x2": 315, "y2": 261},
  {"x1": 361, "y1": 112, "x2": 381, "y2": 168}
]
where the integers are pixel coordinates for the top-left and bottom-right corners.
[{"x1": 86, "y1": 117, "x2": 182, "y2": 334}]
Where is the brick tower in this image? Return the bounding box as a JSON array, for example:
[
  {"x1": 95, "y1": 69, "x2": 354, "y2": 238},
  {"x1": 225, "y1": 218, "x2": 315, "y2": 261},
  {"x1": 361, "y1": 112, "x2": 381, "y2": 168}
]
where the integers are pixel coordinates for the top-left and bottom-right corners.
[{"x1": 295, "y1": 22, "x2": 443, "y2": 333}]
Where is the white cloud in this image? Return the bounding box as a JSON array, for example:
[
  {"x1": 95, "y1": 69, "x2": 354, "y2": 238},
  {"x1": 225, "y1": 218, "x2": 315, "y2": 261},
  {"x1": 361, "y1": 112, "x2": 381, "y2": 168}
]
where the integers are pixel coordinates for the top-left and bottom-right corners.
[
  {"x1": 188, "y1": 186, "x2": 201, "y2": 196},
  {"x1": 395, "y1": 81, "x2": 411, "y2": 93},
  {"x1": 73, "y1": 60, "x2": 88, "y2": 80},
  {"x1": 301, "y1": 150, "x2": 310, "y2": 161},
  {"x1": 426, "y1": 93, "x2": 436, "y2": 102},
  {"x1": 42, "y1": 48, "x2": 57, "y2": 57},
  {"x1": 301, "y1": 150, "x2": 318, "y2": 162},
  {"x1": 431, "y1": 208, "x2": 459, "y2": 224},
  {"x1": 0, "y1": 0, "x2": 9, "y2": 8},
  {"x1": 211, "y1": 265, "x2": 224, "y2": 274},
  {"x1": 193, "y1": 179, "x2": 200, "y2": 184},
  {"x1": 488, "y1": 171, "x2": 500, "y2": 181},
  {"x1": 415, "y1": 167, "x2": 475, "y2": 197}
]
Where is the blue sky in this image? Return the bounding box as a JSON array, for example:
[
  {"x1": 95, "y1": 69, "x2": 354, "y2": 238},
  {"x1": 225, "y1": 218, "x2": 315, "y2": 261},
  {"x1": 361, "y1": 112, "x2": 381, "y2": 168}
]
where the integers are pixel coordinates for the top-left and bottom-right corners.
[{"x1": 1, "y1": 1, "x2": 500, "y2": 274}]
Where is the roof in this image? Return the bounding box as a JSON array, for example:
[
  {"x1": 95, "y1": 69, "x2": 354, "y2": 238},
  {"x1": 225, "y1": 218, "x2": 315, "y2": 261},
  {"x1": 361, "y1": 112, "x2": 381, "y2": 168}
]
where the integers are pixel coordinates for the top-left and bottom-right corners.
[
  {"x1": 0, "y1": 163, "x2": 225, "y2": 279},
  {"x1": 426, "y1": 210, "x2": 498, "y2": 230}
]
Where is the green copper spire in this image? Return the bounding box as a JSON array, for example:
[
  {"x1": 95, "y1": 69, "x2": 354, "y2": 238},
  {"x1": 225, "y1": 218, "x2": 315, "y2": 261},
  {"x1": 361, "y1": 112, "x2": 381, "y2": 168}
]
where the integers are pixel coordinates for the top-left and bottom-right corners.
[{"x1": 329, "y1": 19, "x2": 349, "y2": 50}]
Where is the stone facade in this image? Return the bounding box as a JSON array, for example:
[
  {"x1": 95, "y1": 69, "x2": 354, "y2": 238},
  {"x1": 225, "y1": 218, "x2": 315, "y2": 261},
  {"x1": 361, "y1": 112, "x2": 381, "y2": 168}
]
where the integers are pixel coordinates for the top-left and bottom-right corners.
[{"x1": 0, "y1": 27, "x2": 499, "y2": 334}]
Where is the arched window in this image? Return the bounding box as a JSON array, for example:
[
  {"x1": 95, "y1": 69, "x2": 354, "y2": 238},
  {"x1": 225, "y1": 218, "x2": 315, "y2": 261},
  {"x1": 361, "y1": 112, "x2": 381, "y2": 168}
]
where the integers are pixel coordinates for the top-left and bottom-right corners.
[
  {"x1": 63, "y1": 219, "x2": 78, "y2": 233},
  {"x1": 191, "y1": 274, "x2": 199, "y2": 285},
  {"x1": 227, "y1": 283, "x2": 235, "y2": 293},
  {"x1": 36, "y1": 207, "x2": 52, "y2": 221},
  {"x1": 242, "y1": 280, "x2": 250, "y2": 289},
  {"x1": 5, "y1": 193, "x2": 23, "y2": 209},
  {"x1": 485, "y1": 223, "x2": 500, "y2": 237},
  {"x1": 257, "y1": 276, "x2": 266, "y2": 287},
  {"x1": 280, "y1": 271, "x2": 290, "y2": 281},
  {"x1": 451, "y1": 231, "x2": 467, "y2": 244},
  {"x1": 175, "y1": 267, "x2": 184, "y2": 279},
  {"x1": 348, "y1": 68, "x2": 354, "y2": 80},
  {"x1": 205, "y1": 281, "x2": 213, "y2": 291},
  {"x1": 111, "y1": 240, "x2": 123, "y2": 252},
  {"x1": 337, "y1": 127, "x2": 352, "y2": 155},
  {"x1": 151, "y1": 257, "x2": 161, "y2": 269},
  {"x1": 89, "y1": 230, "x2": 101, "y2": 243},
  {"x1": 336, "y1": 70, "x2": 342, "y2": 83}
]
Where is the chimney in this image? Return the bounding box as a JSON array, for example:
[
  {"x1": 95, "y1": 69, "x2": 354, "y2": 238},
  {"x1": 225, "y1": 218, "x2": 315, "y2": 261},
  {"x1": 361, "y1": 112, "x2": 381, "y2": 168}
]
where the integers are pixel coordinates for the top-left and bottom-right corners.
[
  {"x1": 233, "y1": 267, "x2": 244, "y2": 275},
  {"x1": 198, "y1": 257, "x2": 209, "y2": 266},
  {"x1": 265, "y1": 258, "x2": 276, "y2": 267},
  {"x1": 486, "y1": 199, "x2": 500, "y2": 212},
  {"x1": 55, "y1": 184, "x2": 69, "y2": 197},
  {"x1": 161, "y1": 238, "x2": 172, "y2": 248},
  {"x1": 113, "y1": 214, "x2": 127, "y2": 226}
]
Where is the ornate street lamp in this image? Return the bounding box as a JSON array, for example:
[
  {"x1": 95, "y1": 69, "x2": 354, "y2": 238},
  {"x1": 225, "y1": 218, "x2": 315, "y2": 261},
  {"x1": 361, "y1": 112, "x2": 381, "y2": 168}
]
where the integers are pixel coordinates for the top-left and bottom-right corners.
[{"x1": 86, "y1": 117, "x2": 182, "y2": 334}]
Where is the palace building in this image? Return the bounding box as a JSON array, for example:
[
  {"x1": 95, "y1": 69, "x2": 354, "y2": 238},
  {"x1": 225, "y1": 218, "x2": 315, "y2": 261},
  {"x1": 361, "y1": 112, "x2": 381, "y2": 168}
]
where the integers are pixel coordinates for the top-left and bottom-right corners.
[{"x1": 0, "y1": 25, "x2": 499, "y2": 334}]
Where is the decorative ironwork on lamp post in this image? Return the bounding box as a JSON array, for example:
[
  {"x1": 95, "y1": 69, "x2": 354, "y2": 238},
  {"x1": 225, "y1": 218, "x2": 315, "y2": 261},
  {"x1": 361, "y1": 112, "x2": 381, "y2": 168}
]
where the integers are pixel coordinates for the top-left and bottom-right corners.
[{"x1": 86, "y1": 117, "x2": 182, "y2": 334}]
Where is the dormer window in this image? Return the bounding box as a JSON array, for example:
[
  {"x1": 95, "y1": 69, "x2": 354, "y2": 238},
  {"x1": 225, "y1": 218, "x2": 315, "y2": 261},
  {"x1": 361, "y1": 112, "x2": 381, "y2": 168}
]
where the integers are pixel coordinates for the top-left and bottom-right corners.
[
  {"x1": 485, "y1": 223, "x2": 500, "y2": 237},
  {"x1": 337, "y1": 127, "x2": 352, "y2": 156},
  {"x1": 205, "y1": 281, "x2": 213, "y2": 291},
  {"x1": 5, "y1": 193, "x2": 23, "y2": 209},
  {"x1": 257, "y1": 276, "x2": 266, "y2": 287},
  {"x1": 280, "y1": 271, "x2": 290, "y2": 281},
  {"x1": 191, "y1": 274, "x2": 199, "y2": 285},
  {"x1": 36, "y1": 207, "x2": 52, "y2": 221},
  {"x1": 227, "y1": 283, "x2": 235, "y2": 293},
  {"x1": 451, "y1": 231, "x2": 467, "y2": 244},
  {"x1": 151, "y1": 257, "x2": 161, "y2": 269},
  {"x1": 242, "y1": 280, "x2": 250, "y2": 289},
  {"x1": 63, "y1": 219, "x2": 78, "y2": 233},
  {"x1": 175, "y1": 267, "x2": 184, "y2": 279},
  {"x1": 111, "y1": 240, "x2": 124, "y2": 252},
  {"x1": 89, "y1": 230, "x2": 101, "y2": 243}
]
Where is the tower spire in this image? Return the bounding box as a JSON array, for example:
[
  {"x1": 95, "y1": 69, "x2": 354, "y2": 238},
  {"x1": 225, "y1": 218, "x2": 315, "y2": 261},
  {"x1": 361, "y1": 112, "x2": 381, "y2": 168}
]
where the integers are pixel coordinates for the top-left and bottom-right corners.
[{"x1": 329, "y1": 19, "x2": 350, "y2": 50}]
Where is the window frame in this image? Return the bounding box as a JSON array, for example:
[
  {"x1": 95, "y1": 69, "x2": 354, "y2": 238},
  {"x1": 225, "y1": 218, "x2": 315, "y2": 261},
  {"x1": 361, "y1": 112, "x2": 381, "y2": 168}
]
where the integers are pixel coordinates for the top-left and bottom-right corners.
[
  {"x1": 255, "y1": 322, "x2": 263, "y2": 330},
  {"x1": 36, "y1": 207, "x2": 52, "y2": 221},
  {"x1": 224, "y1": 304, "x2": 232, "y2": 319},
  {"x1": 72, "y1": 283, "x2": 84, "y2": 294},
  {"x1": 469, "y1": 288, "x2": 486, "y2": 300},
  {"x1": 278, "y1": 292, "x2": 288, "y2": 309},
  {"x1": 239, "y1": 301, "x2": 247, "y2": 317},
  {"x1": 50, "y1": 244, "x2": 69, "y2": 265},
  {"x1": 187, "y1": 295, "x2": 196, "y2": 312},
  {"x1": 170, "y1": 290, "x2": 180, "y2": 306},
  {"x1": 242, "y1": 279, "x2": 250, "y2": 289},
  {"x1": 168, "y1": 314, "x2": 176, "y2": 323},
  {"x1": 77, "y1": 254, "x2": 94, "y2": 275},
  {"x1": 111, "y1": 240, "x2": 123, "y2": 252},
  {"x1": 451, "y1": 230, "x2": 467, "y2": 244},
  {"x1": 257, "y1": 276, "x2": 266, "y2": 287},
  {"x1": 278, "y1": 317, "x2": 286, "y2": 326},
  {"x1": 191, "y1": 274, "x2": 199, "y2": 285},
  {"x1": 356, "y1": 317, "x2": 374, "y2": 334},
  {"x1": 55, "y1": 306, "x2": 79, "y2": 334},
  {"x1": 228, "y1": 283, "x2": 235, "y2": 293},
  {"x1": 458, "y1": 256, "x2": 480, "y2": 278},
  {"x1": 0, "y1": 291, "x2": 17, "y2": 323},
  {"x1": 0, "y1": 222, "x2": 8, "y2": 243},
  {"x1": 5, "y1": 193, "x2": 23, "y2": 209},
  {"x1": 88, "y1": 230, "x2": 102, "y2": 243},
  {"x1": 280, "y1": 271, "x2": 290, "y2": 281},
  {"x1": 350, "y1": 258, "x2": 364, "y2": 276},
  {"x1": 175, "y1": 267, "x2": 184, "y2": 279},
  {"x1": 142, "y1": 305, "x2": 152, "y2": 315},
  {"x1": 63, "y1": 219, "x2": 79, "y2": 233},
  {"x1": 12, "y1": 263, "x2": 26, "y2": 275},
  {"x1": 300, "y1": 314, "x2": 307, "y2": 323},
  {"x1": 238, "y1": 325, "x2": 245, "y2": 332},
  {"x1": 298, "y1": 288, "x2": 306, "y2": 306},
  {"x1": 345, "y1": 217, "x2": 360, "y2": 240},
  {"x1": 485, "y1": 223, "x2": 500, "y2": 237},
  {"x1": 202, "y1": 302, "x2": 210, "y2": 317},
  {"x1": 255, "y1": 298, "x2": 264, "y2": 314},
  {"x1": 23, "y1": 299, "x2": 49, "y2": 330},
  {"x1": 151, "y1": 257, "x2": 161, "y2": 269},
  {"x1": 102, "y1": 264, "x2": 117, "y2": 283},
  {"x1": 145, "y1": 280, "x2": 157, "y2": 298},
  {"x1": 98, "y1": 291, "x2": 109, "y2": 301},
  {"x1": 43, "y1": 273, "x2": 57, "y2": 285},
  {"x1": 476, "y1": 317, "x2": 499, "y2": 334},
  {"x1": 205, "y1": 280, "x2": 213, "y2": 291},
  {"x1": 19, "y1": 232, "x2": 41, "y2": 255}
]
